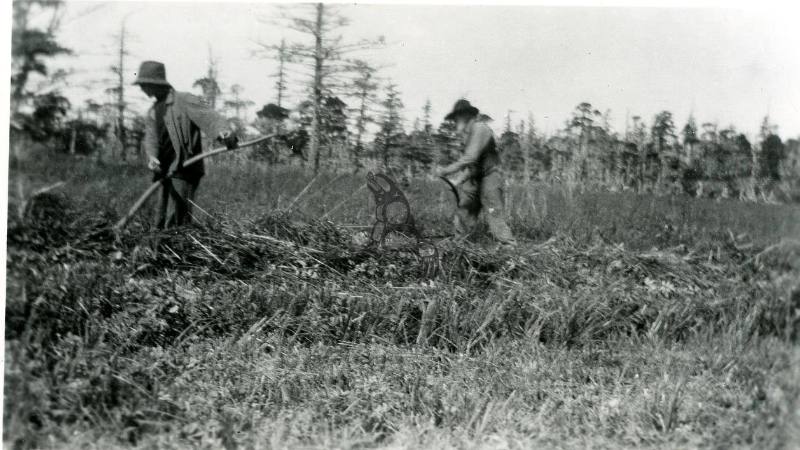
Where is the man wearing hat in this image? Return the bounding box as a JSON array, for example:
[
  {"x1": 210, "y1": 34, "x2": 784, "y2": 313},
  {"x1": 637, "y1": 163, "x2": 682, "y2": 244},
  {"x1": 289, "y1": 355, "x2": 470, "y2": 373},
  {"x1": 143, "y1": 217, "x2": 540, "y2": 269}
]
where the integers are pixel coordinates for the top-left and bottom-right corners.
[
  {"x1": 134, "y1": 60, "x2": 238, "y2": 228},
  {"x1": 436, "y1": 99, "x2": 517, "y2": 248}
]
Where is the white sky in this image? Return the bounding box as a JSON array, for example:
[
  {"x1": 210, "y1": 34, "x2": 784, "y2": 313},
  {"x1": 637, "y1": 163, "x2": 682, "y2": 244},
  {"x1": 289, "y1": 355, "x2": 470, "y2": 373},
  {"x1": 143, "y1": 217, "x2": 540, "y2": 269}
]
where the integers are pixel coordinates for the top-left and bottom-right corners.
[{"x1": 48, "y1": 1, "x2": 800, "y2": 138}]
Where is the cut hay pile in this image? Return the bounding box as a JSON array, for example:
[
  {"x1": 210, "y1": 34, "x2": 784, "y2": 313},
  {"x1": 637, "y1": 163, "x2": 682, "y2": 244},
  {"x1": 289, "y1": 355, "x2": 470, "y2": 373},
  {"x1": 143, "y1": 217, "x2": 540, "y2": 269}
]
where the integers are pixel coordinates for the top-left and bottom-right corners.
[{"x1": 7, "y1": 192, "x2": 798, "y2": 350}]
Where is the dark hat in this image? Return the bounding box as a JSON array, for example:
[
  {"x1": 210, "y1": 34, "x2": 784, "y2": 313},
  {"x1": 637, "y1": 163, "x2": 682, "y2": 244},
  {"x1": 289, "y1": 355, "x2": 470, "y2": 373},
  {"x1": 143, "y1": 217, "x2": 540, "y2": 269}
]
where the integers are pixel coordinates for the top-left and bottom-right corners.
[
  {"x1": 133, "y1": 61, "x2": 171, "y2": 86},
  {"x1": 444, "y1": 99, "x2": 480, "y2": 121},
  {"x1": 256, "y1": 103, "x2": 289, "y2": 120}
]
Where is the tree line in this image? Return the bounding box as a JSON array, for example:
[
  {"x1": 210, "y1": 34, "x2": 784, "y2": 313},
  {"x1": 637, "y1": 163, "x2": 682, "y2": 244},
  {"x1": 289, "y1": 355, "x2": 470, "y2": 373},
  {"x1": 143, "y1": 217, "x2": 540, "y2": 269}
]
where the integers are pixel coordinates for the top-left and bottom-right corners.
[
  {"x1": 10, "y1": 1, "x2": 799, "y2": 201},
  {"x1": 494, "y1": 104, "x2": 799, "y2": 201}
]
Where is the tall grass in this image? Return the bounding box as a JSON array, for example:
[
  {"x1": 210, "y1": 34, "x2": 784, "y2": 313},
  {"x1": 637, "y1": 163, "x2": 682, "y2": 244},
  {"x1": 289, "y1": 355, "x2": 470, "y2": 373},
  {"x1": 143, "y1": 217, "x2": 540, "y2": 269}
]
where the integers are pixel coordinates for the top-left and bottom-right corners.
[{"x1": 11, "y1": 154, "x2": 800, "y2": 247}]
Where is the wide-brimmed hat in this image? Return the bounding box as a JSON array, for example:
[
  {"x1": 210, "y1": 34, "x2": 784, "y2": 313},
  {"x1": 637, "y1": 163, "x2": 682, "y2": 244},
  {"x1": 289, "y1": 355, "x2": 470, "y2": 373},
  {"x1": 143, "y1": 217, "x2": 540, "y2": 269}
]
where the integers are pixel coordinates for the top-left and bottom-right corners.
[
  {"x1": 132, "y1": 61, "x2": 171, "y2": 86},
  {"x1": 444, "y1": 99, "x2": 480, "y2": 121},
  {"x1": 256, "y1": 103, "x2": 290, "y2": 120}
]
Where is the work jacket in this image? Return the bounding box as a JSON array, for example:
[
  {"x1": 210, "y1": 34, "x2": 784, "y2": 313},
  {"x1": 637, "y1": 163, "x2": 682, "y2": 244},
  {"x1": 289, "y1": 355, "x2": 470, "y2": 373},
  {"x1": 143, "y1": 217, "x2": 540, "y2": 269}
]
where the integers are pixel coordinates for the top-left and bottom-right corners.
[
  {"x1": 440, "y1": 118, "x2": 502, "y2": 184},
  {"x1": 143, "y1": 89, "x2": 228, "y2": 181}
]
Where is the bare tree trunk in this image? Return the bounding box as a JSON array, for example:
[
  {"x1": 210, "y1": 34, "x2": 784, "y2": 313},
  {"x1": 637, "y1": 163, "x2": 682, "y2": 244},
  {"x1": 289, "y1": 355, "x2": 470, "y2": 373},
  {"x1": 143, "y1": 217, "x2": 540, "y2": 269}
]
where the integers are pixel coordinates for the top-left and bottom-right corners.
[
  {"x1": 117, "y1": 22, "x2": 126, "y2": 160},
  {"x1": 276, "y1": 39, "x2": 287, "y2": 108},
  {"x1": 355, "y1": 90, "x2": 367, "y2": 155},
  {"x1": 310, "y1": 3, "x2": 324, "y2": 174},
  {"x1": 522, "y1": 118, "x2": 532, "y2": 183}
]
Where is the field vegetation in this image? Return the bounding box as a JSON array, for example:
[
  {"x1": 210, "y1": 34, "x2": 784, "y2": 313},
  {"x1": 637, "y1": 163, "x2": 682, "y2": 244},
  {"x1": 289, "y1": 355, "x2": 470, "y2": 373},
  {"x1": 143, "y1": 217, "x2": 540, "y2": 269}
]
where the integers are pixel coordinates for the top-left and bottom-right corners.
[{"x1": 5, "y1": 154, "x2": 800, "y2": 449}]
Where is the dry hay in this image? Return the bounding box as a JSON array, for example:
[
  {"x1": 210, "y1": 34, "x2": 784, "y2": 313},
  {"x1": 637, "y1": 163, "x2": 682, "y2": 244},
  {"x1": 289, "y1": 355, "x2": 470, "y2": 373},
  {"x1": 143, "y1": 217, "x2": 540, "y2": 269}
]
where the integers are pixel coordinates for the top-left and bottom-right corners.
[{"x1": 6, "y1": 193, "x2": 798, "y2": 350}]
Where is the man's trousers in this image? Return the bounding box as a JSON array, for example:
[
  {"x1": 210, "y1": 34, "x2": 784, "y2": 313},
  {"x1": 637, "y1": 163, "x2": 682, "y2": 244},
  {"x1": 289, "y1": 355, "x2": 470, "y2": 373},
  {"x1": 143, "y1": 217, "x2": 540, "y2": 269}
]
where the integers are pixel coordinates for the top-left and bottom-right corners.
[
  {"x1": 452, "y1": 171, "x2": 516, "y2": 246},
  {"x1": 155, "y1": 177, "x2": 199, "y2": 229}
]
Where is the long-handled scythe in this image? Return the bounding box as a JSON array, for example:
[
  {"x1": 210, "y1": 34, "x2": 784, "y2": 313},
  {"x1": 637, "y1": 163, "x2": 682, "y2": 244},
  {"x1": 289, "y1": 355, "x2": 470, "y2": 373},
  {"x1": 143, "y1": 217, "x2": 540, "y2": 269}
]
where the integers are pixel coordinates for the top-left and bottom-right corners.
[
  {"x1": 113, "y1": 134, "x2": 275, "y2": 231},
  {"x1": 438, "y1": 175, "x2": 461, "y2": 206}
]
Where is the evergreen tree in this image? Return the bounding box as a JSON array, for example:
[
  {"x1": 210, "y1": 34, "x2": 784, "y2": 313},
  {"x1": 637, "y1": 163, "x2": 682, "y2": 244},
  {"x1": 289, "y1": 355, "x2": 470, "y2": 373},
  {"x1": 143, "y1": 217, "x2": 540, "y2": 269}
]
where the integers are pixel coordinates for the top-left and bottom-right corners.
[
  {"x1": 759, "y1": 134, "x2": 785, "y2": 181},
  {"x1": 422, "y1": 99, "x2": 433, "y2": 134},
  {"x1": 524, "y1": 113, "x2": 549, "y2": 181},
  {"x1": 566, "y1": 102, "x2": 603, "y2": 181},
  {"x1": 193, "y1": 47, "x2": 222, "y2": 110},
  {"x1": 11, "y1": 0, "x2": 71, "y2": 156},
  {"x1": 347, "y1": 59, "x2": 379, "y2": 170},
  {"x1": 650, "y1": 111, "x2": 676, "y2": 153},
  {"x1": 649, "y1": 111, "x2": 676, "y2": 187},
  {"x1": 11, "y1": 0, "x2": 70, "y2": 114},
  {"x1": 223, "y1": 84, "x2": 255, "y2": 126},
  {"x1": 499, "y1": 128, "x2": 523, "y2": 175},
  {"x1": 681, "y1": 114, "x2": 699, "y2": 162},
  {"x1": 759, "y1": 115, "x2": 778, "y2": 142},
  {"x1": 272, "y1": 38, "x2": 291, "y2": 107},
  {"x1": 106, "y1": 20, "x2": 132, "y2": 160},
  {"x1": 262, "y1": 3, "x2": 384, "y2": 173},
  {"x1": 433, "y1": 120, "x2": 460, "y2": 169},
  {"x1": 374, "y1": 82, "x2": 404, "y2": 171}
]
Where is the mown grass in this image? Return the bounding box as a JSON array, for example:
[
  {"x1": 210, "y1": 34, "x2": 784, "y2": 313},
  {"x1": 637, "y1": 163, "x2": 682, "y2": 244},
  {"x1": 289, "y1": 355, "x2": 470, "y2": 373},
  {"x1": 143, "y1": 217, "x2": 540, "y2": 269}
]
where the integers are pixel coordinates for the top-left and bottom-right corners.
[{"x1": 5, "y1": 154, "x2": 800, "y2": 449}]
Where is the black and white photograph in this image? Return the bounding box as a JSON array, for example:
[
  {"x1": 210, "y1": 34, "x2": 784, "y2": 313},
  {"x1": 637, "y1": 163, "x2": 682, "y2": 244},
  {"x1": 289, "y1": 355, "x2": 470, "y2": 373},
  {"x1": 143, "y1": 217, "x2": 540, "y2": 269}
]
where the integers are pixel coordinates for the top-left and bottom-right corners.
[{"x1": 4, "y1": 0, "x2": 800, "y2": 448}]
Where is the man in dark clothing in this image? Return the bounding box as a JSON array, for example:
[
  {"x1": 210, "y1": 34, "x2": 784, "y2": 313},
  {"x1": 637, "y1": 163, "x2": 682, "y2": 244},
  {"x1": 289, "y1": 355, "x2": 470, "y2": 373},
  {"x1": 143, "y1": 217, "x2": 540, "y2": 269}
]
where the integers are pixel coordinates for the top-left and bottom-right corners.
[
  {"x1": 436, "y1": 99, "x2": 517, "y2": 248},
  {"x1": 134, "y1": 61, "x2": 238, "y2": 228}
]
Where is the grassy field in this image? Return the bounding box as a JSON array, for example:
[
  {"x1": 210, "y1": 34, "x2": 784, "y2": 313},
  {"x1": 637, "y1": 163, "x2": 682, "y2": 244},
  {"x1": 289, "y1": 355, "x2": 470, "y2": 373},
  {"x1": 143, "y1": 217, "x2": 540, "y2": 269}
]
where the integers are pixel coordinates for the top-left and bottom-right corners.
[{"x1": 5, "y1": 154, "x2": 800, "y2": 449}]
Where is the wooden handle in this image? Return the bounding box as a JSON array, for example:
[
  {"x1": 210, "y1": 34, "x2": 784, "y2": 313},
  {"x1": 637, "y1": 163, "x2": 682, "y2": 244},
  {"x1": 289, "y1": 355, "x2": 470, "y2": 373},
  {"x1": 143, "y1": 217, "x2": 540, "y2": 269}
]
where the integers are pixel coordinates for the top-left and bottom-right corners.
[{"x1": 113, "y1": 134, "x2": 275, "y2": 231}]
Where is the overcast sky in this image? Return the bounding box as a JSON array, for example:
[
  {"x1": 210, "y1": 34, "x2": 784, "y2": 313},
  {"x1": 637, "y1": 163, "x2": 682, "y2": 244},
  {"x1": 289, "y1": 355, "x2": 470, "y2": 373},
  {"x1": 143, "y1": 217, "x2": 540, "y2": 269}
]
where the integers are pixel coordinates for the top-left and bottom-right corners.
[{"x1": 51, "y1": 1, "x2": 800, "y2": 138}]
